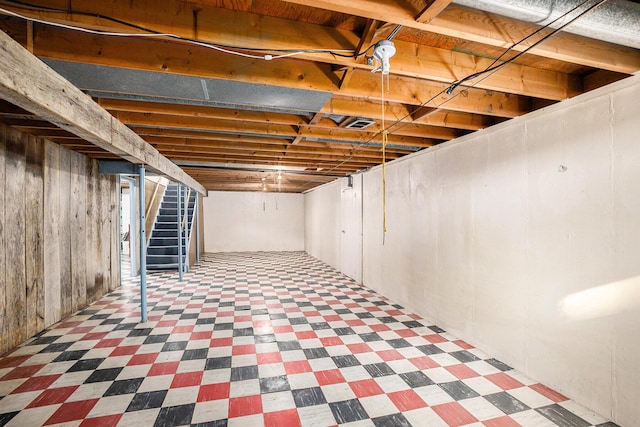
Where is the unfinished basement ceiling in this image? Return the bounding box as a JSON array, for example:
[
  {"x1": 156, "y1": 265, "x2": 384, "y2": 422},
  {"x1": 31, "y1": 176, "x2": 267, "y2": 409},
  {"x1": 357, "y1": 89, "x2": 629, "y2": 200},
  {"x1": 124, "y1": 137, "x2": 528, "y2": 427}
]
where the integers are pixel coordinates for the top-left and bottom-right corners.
[{"x1": 0, "y1": 0, "x2": 639, "y2": 193}]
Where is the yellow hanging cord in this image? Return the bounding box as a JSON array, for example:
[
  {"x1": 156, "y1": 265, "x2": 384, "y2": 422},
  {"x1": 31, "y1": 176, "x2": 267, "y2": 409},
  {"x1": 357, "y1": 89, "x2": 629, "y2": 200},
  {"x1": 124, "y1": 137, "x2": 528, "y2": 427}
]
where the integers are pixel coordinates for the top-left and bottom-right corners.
[{"x1": 381, "y1": 70, "x2": 388, "y2": 241}]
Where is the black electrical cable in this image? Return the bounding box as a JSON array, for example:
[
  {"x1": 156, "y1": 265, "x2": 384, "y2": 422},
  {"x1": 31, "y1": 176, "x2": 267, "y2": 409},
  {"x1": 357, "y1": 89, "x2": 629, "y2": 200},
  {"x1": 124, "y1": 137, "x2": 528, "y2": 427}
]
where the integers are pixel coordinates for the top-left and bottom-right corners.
[{"x1": 310, "y1": 0, "x2": 610, "y2": 180}]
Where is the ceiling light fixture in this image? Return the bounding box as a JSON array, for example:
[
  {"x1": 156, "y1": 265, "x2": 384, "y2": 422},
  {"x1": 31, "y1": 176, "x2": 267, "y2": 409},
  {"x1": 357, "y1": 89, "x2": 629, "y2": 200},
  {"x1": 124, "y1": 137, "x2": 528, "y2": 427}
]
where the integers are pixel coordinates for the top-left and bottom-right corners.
[{"x1": 372, "y1": 40, "x2": 396, "y2": 75}]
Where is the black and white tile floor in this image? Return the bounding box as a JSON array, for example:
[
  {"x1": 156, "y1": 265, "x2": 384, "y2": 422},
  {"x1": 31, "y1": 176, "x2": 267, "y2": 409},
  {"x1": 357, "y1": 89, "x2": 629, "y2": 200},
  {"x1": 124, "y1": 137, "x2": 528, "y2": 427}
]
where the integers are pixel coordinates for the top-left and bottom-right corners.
[{"x1": 0, "y1": 252, "x2": 619, "y2": 426}]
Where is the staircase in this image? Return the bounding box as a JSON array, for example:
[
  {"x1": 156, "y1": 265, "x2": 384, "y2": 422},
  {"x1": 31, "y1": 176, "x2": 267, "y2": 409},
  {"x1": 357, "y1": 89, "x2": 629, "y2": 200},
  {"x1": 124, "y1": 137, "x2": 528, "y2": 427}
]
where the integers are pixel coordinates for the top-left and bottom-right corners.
[{"x1": 146, "y1": 183, "x2": 197, "y2": 270}]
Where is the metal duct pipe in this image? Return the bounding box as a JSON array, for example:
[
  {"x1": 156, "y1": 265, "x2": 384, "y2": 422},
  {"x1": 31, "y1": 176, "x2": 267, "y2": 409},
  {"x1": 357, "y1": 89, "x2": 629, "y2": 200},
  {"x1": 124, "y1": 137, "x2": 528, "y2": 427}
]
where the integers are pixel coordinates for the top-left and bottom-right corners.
[{"x1": 453, "y1": 0, "x2": 640, "y2": 49}]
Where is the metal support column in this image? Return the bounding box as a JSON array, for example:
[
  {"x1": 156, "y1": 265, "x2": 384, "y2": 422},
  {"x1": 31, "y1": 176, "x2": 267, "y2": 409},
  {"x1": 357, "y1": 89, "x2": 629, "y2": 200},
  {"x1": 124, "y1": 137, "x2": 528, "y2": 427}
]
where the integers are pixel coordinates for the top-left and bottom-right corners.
[
  {"x1": 184, "y1": 187, "x2": 189, "y2": 272},
  {"x1": 194, "y1": 195, "x2": 200, "y2": 262},
  {"x1": 138, "y1": 165, "x2": 148, "y2": 322},
  {"x1": 178, "y1": 184, "x2": 183, "y2": 281}
]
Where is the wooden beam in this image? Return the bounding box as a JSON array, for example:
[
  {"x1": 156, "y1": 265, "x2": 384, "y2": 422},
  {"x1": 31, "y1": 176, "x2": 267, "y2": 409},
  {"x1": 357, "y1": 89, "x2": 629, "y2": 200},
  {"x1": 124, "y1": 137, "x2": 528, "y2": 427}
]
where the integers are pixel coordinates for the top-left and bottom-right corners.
[
  {"x1": 2, "y1": 7, "x2": 587, "y2": 100},
  {"x1": 0, "y1": 30, "x2": 207, "y2": 194},
  {"x1": 277, "y1": 0, "x2": 640, "y2": 74},
  {"x1": 116, "y1": 112, "x2": 436, "y2": 148},
  {"x1": 415, "y1": 0, "x2": 453, "y2": 23}
]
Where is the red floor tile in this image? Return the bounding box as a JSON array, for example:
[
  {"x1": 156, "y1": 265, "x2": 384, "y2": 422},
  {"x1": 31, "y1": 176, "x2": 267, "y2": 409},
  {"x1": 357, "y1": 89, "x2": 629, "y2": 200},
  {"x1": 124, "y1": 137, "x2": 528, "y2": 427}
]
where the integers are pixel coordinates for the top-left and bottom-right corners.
[
  {"x1": 79, "y1": 414, "x2": 122, "y2": 427},
  {"x1": 232, "y1": 344, "x2": 256, "y2": 355},
  {"x1": 314, "y1": 369, "x2": 345, "y2": 386},
  {"x1": 446, "y1": 364, "x2": 480, "y2": 380},
  {"x1": 127, "y1": 353, "x2": 158, "y2": 366},
  {"x1": 26, "y1": 386, "x2": 79, "y2": 408},
  {"x1": 110, "y1": 345, "x2": 139, "y2": 356},
  {"x1": 229, "y1": 395, "x2": 263, "y2": 418},
  {"x1": 284, "y1": 360, "x2": 312, "y2": 375},
  {"x1": 147, "y1": 361, "x2": 180, "y2": 376},
  {"x1": 197, "y1": 383, "x2": 230, "y2": 402},
  {"x1": 485, "y1": 373, "x2": 525, "y2": 390},
  {"x1": 44, "y1": 398, "x2": 99, "y2": 425},
  {"x1": 483, "y1": 415, "x2": 522, "y2": 426},
  {"x1": 530, "y1": 383, "x2": 569, "y2": 402},
  {"x1": 12, "y1": 374, "x2": 61, "y2": 394},
  {"x1": 409, "y1": 356, "x2": 440, "y2": 370},
  {"x1": 257, "y1": 352, "x2": 283, "y2": 364},
  {"x1": 431, "y1": 402, "x2": 479, "y2": 427},
  {"x1": 170, "y1": 371, "x2": 203, "y2": 388},
  {"x1": 264, "y1": 408, "x2": 301, "y2": 427},
  {"x1": 388, "y1": 390, "x2": 428, "y2": 412},
  {"x1": 349, "y1": 379, "x2": 385, "y2": 398},
  {"x1": 1, "y1": 364, "x2": 45, "y2": 381}
]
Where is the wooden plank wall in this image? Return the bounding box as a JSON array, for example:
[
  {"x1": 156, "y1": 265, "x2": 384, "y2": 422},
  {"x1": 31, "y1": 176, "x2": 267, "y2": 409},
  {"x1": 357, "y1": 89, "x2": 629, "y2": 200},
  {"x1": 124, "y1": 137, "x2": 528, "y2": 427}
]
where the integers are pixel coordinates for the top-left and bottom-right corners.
[{"x1": 0, "y1": 123, "x2": 120, "y2": 355}]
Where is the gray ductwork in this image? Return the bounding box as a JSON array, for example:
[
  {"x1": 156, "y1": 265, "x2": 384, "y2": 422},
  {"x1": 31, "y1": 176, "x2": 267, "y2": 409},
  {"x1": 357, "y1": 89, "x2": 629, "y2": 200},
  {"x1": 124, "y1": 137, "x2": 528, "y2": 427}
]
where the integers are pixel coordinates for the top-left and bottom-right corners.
[{"x1": 453, "y1": 0, "x2": 640, "y2": 49}]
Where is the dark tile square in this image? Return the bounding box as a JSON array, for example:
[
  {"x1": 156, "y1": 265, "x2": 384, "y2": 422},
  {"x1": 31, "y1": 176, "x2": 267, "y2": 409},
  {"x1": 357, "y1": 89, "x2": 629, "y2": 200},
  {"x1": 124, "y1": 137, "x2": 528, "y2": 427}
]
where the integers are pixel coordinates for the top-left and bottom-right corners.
[
  {"x1": 278, "y1": 341, "x2": 302, "y2": 351},
  {"x1": 101, "y1": 318, "x2": 124, "y2": 325},
  {"x1": 402, "y1": 321, "x2": 423, "y2": 328},
  {"x1": 255, "y1": 334, "x2": 276, "y2": 344},
  {"x1": 387, "y1": 338, "x2": 411, "y2": 349},
  {"x1": 334, "y1": 309, "x2": 351, "y2": 315},
  {"x1": 259, "y1": 375, "x2": 290, "y2": 394},
  {"x1": 373, "y1": 413, "x2": 411, "y2": 427},
  {"x1": 428, "y1": 325, "x2": 445, "y2": 333},
  {"x1": 103, "y1": 377, "x2": 144, "y2": 396},
  {"x1": 332, "y1": 355, "x2": 361, "y2": 368},
  {"x1": 179, "y1": 313, "x2": 198, "y2": 320},
  {"x1": 289, "y1": 317, "x2": 308, "y2": 325},
  {"x1": 195, "y1": 318, "x2": 215, "y2": 325},
  {"x1": 400, "y1": 371, "x2": 434, "y2": 388},
  {"x1": 166, "y1": 309, "x2": 183, "y2": 315},
  {"x1": 213, "y1": 323, "x2": 234, "y2": 331},
  {"x1": 89, "y1": 314, "x2": 110, "y2": 320},
  {"x1": 233, "y1": 327, "x2": 254, "y2": 337},
  {"x1": 251, "y1": 309, "x2": 268, "y2": 315},
  {"x1": 292, "y1": 387, "x2": 327, "y2": 407},
  {"x1": 161, "y1": 341, "x2": 188, "y2": 352},
  {"x1": 310, "y1": 322, "x2": 331, "y2": 330},
  {"x1": 0, "y1": 411, "x2": 19, "y2": 425},
  {"x1": 334, "y1": 327, "x2": 355, "y2": 336},
  {"x1": 485, "y1": 358, "x2": 513, "y2": 371},
  {"x1": 416, "y1": 344, "x2": 444, "y2": 355},
  {"x1": 439, "y1": 381, "x2": 480, "y2": 400},
  {"x1": 360, "y1": 332, "x2": 383, "y2": 342},
  {"x1": 536, "y1": 404, "x2": 591, "y2": 427},
  {"x1": 484, "y1": 392, "x2": 530, "y2": 415},
  {"x1": 329, "y1": 399, "x2": 369, "y2": 424},
  {"x1": 39, "y1": 342, "x2": 74, "y2": 353},
  {"x1": 128, "y1": 328, "x2": 153, "y2": 337},
  {"x1": 28, "y1": 336, "x2": 60, "y2": 346},
  {"x1": 85, "y1": 367, "x2": 123, "y2": 383},
  {"x1": 67, "y1": 358, "x2": 104, "y2": 372},
  {"x1": 181, "y1": 349, "x2": 208, "y2": 361},
  {"x1": 303, "y1": 348, "x2": 330, "y2": 359},
  {"x1": 126, "y1": 390, "x2": 168, "y2": 412},
  {"x1": 154, "y1": 403, "x2": 195, "y2": 427},
  {"x1": 230, "y1": 365, "x2": 258, "y2": 381},
  {"x1": 143, "y1": 334, "x2": 170, "y2": 345},
  {"x1": 270, "y1": 313, "x2": 287, "y2": 320},
  {"x1": 450, "y1": 350, "x2": 480, "y2": 363},
  {"x1": 364, "y1": 363, "x2": 395, "y2": 378},
  {"x1": 378, "y1": 316, "x2": 397, "y2": 324},
  {"x1": 52, "y1": 350, "x2": 88, "y2": 362},
  {"x1": 355, "y1": 312, "x2": 374, "y2": 319},
  {"x1": 113, "y1": 323, "x2": 136, "y2": 331}
]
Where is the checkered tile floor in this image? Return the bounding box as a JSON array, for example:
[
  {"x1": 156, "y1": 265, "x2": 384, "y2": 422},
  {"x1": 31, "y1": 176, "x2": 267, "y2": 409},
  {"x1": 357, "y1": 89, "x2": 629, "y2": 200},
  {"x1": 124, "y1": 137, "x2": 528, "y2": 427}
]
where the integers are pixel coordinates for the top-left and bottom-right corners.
[{"x1": 0, "y1": 252, "x2": 619, "y2": 427}]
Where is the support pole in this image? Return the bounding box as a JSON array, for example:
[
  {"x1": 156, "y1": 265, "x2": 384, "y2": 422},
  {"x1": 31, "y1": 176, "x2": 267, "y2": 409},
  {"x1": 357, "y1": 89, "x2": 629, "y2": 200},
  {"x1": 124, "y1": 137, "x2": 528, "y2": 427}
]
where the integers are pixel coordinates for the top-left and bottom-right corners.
[
  {"x1": 195, "y1": 195, "x2": 200, "y2": 262},
  {"x1": 184, "y1": 187, "x2": 189, "y2": 272},
  {"x1": 138, "y1": 165, "x2": 148, "y2": 322},
  {"x1": 177, "y1": 184, "x2": 183, "y2": 281}
]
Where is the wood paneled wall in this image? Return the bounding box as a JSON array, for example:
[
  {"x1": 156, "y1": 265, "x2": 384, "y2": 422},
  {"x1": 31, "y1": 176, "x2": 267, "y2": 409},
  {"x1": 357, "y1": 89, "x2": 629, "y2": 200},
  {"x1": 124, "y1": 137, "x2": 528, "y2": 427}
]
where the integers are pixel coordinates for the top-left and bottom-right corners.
[{"x1": 0, "y1": 123, "x2": 120, "y2": 355}]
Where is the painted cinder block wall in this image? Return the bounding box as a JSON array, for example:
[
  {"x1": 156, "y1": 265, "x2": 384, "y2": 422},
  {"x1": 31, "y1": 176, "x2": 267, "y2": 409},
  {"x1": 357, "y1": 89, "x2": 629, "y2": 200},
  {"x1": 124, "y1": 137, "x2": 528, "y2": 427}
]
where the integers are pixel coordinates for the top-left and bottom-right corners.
[{"x1": 305, "y1": 75, "x2": 640, "y2": 426}]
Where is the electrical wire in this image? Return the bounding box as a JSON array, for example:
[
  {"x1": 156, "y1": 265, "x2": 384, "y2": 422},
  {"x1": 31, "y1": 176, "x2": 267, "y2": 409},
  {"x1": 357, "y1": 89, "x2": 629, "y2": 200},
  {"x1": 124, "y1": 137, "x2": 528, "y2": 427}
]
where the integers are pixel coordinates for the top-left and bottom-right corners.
[
  {"x1": 311, "y1": 0, "x2": 609, "y2": 179},
  {"x1": 0, "y1": 1, "x2": 356, "y2": 60}
]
